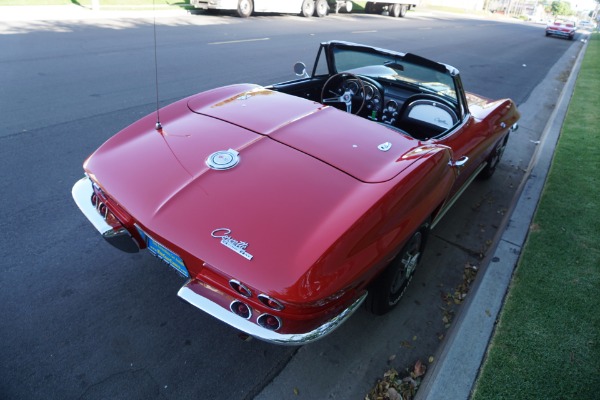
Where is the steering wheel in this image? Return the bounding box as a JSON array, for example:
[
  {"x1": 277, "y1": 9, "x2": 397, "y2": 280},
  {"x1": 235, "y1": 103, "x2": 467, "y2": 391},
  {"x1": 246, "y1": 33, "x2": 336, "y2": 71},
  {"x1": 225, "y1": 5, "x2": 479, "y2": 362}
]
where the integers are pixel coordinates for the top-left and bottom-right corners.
[{"x1": 320, "y1": 73, "x2": 366, "y2": 115}]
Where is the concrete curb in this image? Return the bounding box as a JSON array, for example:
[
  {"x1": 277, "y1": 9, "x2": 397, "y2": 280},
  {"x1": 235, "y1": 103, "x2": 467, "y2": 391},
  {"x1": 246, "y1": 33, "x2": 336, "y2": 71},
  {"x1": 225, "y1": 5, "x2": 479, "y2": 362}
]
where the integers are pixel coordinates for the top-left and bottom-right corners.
[{"x1": 415, "y1": 38, "x2": 590, "y2": 400}]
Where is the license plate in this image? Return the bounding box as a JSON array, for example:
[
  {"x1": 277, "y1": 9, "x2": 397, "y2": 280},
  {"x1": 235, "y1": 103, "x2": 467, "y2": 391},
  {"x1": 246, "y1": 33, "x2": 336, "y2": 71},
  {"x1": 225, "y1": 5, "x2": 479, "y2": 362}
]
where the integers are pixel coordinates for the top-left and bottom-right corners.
[{"x1": 138, "y1": 228, "x2": 189, "y2": 278}]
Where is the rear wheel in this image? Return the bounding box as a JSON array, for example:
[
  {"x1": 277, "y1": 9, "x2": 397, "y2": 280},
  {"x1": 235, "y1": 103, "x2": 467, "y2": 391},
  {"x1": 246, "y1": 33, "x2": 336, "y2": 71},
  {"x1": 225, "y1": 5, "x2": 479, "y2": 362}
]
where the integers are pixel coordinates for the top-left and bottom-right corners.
[
  {"x1": 301, "y1": 0, "x2": 314, "y2": 17},
  {"x1": 391, "y1": 4, "x2": 401, "y2": 17},
  {"x1": 368, "y1": 223, "x2": 429, "y2": 315},
  {"x1": 236, "y1": 0, "x2": 253, "y2": 18},
  {"x1": 479, "y1": 134, "x2": 509, "y2": 179},
  {"x1": 315, "y1": 0, "x2": 328, "y2": 17}
]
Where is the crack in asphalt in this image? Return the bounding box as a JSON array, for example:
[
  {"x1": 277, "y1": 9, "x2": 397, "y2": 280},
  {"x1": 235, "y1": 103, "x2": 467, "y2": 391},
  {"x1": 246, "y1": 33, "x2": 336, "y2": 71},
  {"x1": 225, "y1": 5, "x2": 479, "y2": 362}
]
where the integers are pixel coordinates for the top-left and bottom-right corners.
[{"x1": 433, "y1": 234, "x2": 484, "y2": 259}]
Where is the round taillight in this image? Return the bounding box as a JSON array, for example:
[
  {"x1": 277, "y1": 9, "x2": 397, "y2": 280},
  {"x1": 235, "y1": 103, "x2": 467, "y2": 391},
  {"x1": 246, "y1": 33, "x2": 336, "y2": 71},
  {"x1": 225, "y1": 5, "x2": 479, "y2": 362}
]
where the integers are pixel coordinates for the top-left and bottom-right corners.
[
  {"x1": 257, "y1": 314, "x2": 282, "y2": 331},
  {"x1": 229, "y1": 280, "x2": 252, "y2": 298},
  {"x1": 91, "y1": 193, "x2": 98, "y2": 207},
  {"x1": 258, "y1": 294, "x2": 284, "y2": 311},
  {"x1": 230, "y1": 301, "x2": 252, "y2": 320},
  {"x1": 98, "y1": 202, "x2": 108, "y2": 218}
]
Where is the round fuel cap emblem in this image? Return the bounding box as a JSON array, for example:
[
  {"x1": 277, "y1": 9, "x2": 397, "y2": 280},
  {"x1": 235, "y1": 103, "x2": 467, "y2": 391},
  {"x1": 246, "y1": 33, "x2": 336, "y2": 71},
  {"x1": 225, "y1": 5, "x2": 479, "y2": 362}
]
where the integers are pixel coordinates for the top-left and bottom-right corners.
[{"x1": 206, "y1": 149, "x2": 240, "y2": 170}]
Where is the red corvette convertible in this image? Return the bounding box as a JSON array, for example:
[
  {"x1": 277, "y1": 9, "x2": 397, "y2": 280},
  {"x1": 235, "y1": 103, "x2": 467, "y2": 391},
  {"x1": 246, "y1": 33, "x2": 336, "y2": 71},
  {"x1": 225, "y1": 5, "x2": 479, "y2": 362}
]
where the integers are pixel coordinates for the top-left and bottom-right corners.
[{"x1": 73, "y1": 41, "x2": 519, "y2": 344}]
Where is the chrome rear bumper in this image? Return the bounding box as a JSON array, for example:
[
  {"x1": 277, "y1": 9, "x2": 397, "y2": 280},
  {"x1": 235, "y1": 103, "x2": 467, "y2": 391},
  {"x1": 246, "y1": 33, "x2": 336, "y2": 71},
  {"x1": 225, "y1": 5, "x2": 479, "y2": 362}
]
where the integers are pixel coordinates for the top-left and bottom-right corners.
[
  {"x1": 178, "y1": 280, "x2": 367, "y2": 345},
  {"x1": 72, "y1": 176, "x2": 139, "y2": 253}
]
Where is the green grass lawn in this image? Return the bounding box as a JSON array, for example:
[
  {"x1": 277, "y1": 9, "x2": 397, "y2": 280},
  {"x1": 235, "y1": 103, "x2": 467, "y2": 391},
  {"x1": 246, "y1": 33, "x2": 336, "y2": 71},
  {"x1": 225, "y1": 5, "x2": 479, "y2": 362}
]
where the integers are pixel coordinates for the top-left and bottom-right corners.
[{"x1": 472, "y1": 33, "x2": 600, "y2": 399}]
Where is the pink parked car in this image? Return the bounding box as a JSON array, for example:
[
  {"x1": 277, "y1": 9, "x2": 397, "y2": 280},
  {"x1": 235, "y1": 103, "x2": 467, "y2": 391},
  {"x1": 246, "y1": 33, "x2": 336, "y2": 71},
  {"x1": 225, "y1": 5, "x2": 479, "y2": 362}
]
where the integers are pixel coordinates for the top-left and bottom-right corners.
[{"x1": 546, "y1": 20, "x2": 576, "y2": 40}]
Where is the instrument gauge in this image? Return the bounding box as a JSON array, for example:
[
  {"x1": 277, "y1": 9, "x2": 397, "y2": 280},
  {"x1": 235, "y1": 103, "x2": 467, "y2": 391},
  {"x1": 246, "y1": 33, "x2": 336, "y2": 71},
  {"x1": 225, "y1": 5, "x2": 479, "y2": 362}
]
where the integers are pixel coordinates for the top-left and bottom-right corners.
[
  {"x1": 346, "y1": 80, "x2": 359, "y2": 94},
  {"x1": 386, "y1": 100, "x2": 398, "y2": 113},
  {"x1": 364, "y1": 85, "x2": 374, "y2": 100}
]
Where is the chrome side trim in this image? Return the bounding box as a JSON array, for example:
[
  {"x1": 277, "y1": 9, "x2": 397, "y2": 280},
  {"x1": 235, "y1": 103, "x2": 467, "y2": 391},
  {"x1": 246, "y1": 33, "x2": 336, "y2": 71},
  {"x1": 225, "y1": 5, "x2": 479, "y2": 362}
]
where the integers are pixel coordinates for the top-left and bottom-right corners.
[
  {"x1": 178, "y1": 282, "x2": 367, "y2": 346},
  {"x1": 72, "y1": 176, "x2": 139, "y2": 253},
  {"x1": 431, "y1": 162, "x2": 487, "y2": 229}
]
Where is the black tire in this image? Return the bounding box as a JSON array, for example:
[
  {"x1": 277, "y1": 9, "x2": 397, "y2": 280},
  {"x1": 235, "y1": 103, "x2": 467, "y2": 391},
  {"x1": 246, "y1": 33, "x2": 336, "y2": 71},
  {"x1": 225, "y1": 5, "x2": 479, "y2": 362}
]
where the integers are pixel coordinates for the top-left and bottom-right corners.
[
  {"x1": 399, "y1": 4, "x2": 407, "y2": 17},
  {"x1": 236, "y1": 0, "x2": 253, "y2": 18},
  {"x1": 391, "y1": 4, "x2": 401, "y2": 18},
  {"x1": 479, "y1": 134, "x2": 509, "y2": 180},
  {"x1": 368, "y1": 223, "x2": 429, "y2": 315},
  {"x1": 301, "y1": 0, "x2": 314, "y2": 17},
  {"x1": 315, "y1": 0, "x2": 328, "y2": 17}
]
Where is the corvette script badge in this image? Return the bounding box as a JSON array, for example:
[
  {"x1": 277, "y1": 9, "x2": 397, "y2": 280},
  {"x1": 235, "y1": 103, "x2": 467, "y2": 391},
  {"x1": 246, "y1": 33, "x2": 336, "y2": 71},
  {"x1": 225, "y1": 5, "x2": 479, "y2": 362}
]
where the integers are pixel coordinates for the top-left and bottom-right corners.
[{"x1": 211, "y1": 228, "x2": 253, "y2": 260}]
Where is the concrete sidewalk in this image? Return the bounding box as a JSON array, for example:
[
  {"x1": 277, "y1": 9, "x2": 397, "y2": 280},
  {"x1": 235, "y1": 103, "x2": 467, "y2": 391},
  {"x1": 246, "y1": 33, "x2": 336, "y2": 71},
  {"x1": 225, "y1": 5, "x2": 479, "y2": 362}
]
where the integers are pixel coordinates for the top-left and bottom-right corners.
[{"x1": 415, "y1": 34, "x2": 589, "y2": 400}]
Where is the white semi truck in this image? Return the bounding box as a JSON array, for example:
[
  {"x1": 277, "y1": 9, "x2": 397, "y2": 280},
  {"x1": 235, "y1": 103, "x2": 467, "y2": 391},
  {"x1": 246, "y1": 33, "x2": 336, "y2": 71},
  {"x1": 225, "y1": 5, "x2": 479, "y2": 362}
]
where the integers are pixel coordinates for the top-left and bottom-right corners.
[
  {"x1": 364, "y1": 1, "x2": 419, "y2": 17},
  {"x1": 190, "y1": 0, "x2": 418, "y2": 18}
]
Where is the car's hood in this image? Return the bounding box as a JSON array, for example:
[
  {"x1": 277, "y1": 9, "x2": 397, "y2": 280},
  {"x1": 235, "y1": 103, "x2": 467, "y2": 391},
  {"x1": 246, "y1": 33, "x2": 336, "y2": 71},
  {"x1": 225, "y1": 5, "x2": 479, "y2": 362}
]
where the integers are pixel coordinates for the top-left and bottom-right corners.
[{"x1": 84, "y1": 84, "x2": 432, "y2": 300}]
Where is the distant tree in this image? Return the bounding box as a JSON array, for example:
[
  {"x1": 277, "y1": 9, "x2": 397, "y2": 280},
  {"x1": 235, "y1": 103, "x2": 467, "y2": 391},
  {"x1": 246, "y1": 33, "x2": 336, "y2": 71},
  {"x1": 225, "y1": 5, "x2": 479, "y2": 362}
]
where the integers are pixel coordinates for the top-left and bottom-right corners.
[{"x1": 549, "y1": 1, "x2": 572, "y2": 16}]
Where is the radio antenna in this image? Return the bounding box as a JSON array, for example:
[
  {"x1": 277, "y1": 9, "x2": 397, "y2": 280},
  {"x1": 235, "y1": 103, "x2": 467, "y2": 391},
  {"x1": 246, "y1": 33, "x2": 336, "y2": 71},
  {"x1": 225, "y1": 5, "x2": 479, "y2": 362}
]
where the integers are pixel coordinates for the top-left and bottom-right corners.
[{"x1": 153, "y1": 0, "x2": 162, "y2": 131}]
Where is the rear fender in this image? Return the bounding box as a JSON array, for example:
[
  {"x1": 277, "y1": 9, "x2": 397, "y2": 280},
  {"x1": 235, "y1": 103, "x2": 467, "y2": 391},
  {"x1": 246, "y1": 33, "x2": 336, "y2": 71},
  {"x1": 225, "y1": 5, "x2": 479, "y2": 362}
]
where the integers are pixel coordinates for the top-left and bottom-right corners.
[{"x1": 305, "y1": 144, "x2": 456, "y2": 298}]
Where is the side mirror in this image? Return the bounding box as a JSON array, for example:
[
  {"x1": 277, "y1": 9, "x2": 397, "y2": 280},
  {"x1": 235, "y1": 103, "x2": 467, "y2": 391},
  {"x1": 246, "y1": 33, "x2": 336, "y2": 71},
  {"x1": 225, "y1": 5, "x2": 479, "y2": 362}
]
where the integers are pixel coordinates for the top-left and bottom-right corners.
[{"x1": 294, "y1": 62, "x2": 309, "y2": 78}]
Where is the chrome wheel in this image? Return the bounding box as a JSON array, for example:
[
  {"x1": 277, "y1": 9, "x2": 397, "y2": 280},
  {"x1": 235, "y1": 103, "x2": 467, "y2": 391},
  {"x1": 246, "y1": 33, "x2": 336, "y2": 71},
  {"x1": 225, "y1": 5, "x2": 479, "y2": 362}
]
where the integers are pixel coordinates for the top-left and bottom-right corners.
[
  {"x1": 368, "y1": 223, "x2": 429, "y2": 315},
  {"x1": 237, "y1": 0, "x2": 253, "y2": 18},
  {"x1": 388, "y1": 231, "x2": 423, "y2": 305},
  {"x1": 301, "y1": 0, "x2": 314, "y2": 17},
  {"x1": 315, "y1": 0, "x2": 327, "y2": 17},
  {"x1": 480, "y1": 134, "x2": 509, "y2": 179},
  {"x1": 399, "y1": 4, "x2": 407, "y2": 17}
]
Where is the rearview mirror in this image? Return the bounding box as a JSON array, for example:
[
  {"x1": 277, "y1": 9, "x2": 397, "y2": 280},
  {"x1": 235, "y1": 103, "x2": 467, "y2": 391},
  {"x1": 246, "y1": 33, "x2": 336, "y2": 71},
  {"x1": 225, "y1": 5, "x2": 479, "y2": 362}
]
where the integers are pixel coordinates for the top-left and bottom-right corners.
[{"x1": 294, "y1": 62, "x2": 309, "y2": 78}]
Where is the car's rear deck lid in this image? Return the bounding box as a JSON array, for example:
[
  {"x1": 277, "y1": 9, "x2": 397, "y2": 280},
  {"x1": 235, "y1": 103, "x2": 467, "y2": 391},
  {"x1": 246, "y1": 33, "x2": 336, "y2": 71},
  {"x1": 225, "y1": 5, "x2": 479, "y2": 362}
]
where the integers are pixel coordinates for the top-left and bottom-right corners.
[{"x1": 188, "y1": 85, "x2": 425, "y2": 183}]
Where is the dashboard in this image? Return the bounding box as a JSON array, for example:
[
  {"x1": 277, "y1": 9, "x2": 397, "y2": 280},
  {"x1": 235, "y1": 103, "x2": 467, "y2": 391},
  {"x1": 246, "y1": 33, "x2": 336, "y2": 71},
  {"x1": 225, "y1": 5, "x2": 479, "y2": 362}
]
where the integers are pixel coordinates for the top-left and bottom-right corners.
[{"x1": 351, "y1": 78, "x2": 416, "y2": 125}]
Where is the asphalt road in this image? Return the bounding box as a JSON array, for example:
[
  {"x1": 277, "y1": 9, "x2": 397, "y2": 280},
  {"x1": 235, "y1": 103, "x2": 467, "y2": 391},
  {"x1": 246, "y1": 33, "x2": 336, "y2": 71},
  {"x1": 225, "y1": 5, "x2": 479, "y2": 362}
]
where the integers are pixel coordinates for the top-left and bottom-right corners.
[{"x1": 0, "y1": 10, "x2": 583, "y2": 400}]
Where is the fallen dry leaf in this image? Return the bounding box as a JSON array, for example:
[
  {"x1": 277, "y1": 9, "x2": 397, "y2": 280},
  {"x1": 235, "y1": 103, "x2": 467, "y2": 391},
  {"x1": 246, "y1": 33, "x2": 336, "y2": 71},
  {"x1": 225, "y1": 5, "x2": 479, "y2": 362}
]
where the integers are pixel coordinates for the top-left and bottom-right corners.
[
  {"x1": 387, "y1": 387, "x2": 401, "y2": 400},
  {"x1": 412, "y1": 360, "x2": 426, "y2": 378},
  {"x1": 367, "y1": 362, "x2": 427, "y2": 400}
]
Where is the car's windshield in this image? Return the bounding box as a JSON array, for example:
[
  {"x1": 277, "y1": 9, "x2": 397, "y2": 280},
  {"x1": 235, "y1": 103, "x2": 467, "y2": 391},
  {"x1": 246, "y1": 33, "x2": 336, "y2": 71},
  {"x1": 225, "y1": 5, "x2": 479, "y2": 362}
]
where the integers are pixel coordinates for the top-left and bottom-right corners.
[{"x1": 332, "y1": 46, "x2": 458, "y2": 103}]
